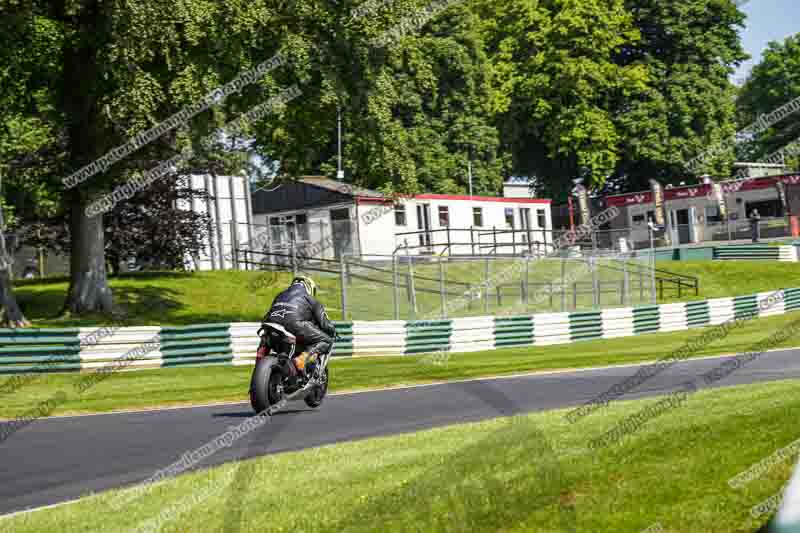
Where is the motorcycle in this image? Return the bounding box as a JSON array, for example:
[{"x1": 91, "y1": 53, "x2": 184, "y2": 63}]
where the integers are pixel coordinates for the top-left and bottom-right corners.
[{"x1": 249, "y1": 322, "x2": 333, "y2": 414}]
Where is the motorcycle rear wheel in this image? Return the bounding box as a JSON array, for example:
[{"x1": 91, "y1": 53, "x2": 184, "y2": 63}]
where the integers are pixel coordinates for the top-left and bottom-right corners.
[
  {"x1": 250, "y1": 358, "x2": 284, "y2": 414},
  {"x1": 304, "y1": 366, "x2": 329, "y2": 408}
]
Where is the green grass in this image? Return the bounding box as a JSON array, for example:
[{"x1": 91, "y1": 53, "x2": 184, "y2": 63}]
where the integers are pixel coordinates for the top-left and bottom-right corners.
[
  {"x1": 3, "y1": 309, "x2": 800, "y2": 419},
  {"x1": 649, "y1": 260, "x2": 800, "y2": 302},
  {"x1": 4, "y1": 378, "x2": 799, "y2": 532},
  {"x1": 11, "y1": 260, "x2": 800, "y2": 327}
]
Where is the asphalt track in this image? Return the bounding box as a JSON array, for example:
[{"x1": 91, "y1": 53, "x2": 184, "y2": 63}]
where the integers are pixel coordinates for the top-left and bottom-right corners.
[{"x1": 2, "y1": 348, "x2": 800, "y2": 516}]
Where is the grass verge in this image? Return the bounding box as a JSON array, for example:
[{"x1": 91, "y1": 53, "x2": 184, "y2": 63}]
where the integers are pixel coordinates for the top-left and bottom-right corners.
[
  {"x1": 3, "y1": 378, "x2": 799, "y2": 532},
  {"x1": 11, "y1": 261, "x2": 800, "y2": 327},
  {"x1": 2, "y1": 310, "x2": 800, "y2": 419}
]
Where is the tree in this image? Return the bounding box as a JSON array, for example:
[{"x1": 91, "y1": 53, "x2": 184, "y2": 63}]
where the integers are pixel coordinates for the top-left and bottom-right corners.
[
  {"x1": 480, "y1": 0, "x2": 649, "y2": 199},
  {"x1": 610, "y1": 0, "x2": 748, "y2": 189},
  {"x1": 1, "y1": 0, "x2": 291, "y2": 316},
  {"x1": 736, "y1": 33, "x2": 800, "y2": 169},
  {"x1": 239, "y1": 0, "x2": 509, "y2": 196}
]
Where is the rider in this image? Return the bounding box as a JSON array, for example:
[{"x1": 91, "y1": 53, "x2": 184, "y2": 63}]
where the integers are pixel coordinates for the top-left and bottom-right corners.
[{"x1": 264, "y1": 276, "x2": 337, "y2": 376}]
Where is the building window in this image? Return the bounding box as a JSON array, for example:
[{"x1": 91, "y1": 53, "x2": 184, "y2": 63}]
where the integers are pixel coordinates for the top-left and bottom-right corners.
[
  {"x1": 438, "y1": 206, "x2": 450, "y2": 227},
  {"x1": 536, "y1": 208, "x2": 546, "y2": 229},
  {"x1": 395, "y1": 204, "x2": 407, "y2": 226},
  {"x1": 473, "y1": 207, "x2": 484, "y2": 227},
  {"x1": 295, "y1": 213, "x2": 309, "y2": 240},
  {"x1": 269, "y1": 216, "x2": 283, "y2": 244},
  {"x1": 705, "y1": 206, "x2": 722, "y2": 224},
  {"x1": 504, "y1": 208, "x2": 514, "y2": 227}
]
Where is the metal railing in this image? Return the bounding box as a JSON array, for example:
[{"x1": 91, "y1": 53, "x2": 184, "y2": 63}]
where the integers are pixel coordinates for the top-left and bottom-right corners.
[{"x1": 237, "y1": 249, "x2": 670, "y2": 321}]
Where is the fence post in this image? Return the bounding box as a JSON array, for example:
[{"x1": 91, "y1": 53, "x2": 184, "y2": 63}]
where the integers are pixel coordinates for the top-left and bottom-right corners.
[
  {"x1": 484, "y1": 257, "x2": 490, "y2": 314},
  {"x1": 408, "y1": 258, "x2": 418, "y2": 319},
  {"x1": 230, "y1": 223, "x2": 239, "y2": 271},
  {"x1": 623, "y1": 259, "x2": 630, "y2": 306},
  {"x1": 289, "y1": 226, "x2": 297, "y2": 276},
  {"x1": 471, "y1": 228, "x2": 475, "y2": 256},
  {"x1": 727, "y1": 216, "x2": 732, "y2": 242},
  {"x1": 591, "y1": 256, "x2": 600, "y2": 309},
  {"x1": 392, "y1": 254, "x2": 400, "y2": 320},
  {"x1": 340, "y1": 255, "x2": 348, "y2": 321},
  {"x1": 447, "y1": 226, "x2": 451, "y2": 255},
  {"x1": 639, "y1": 268, "x2": 644, "y2": 301},
  {"x1": 512, "y1": 229, "x2": 516, "y2": 256},
  {"x1": 524, "y1": 256, "x2": 530, "y2": 307},
  {"x1": 560, "y1": 256, "x2": 566, "y2": 312},
  {"x1": 319, "y1": 220, "x2": 325, "y2": 258},
  {"x1": 439, "y1": 257, "x2": 447, "y2": 319},
  {"x1": 573, "y1": 282, "x2": 578, "y2": 310}
]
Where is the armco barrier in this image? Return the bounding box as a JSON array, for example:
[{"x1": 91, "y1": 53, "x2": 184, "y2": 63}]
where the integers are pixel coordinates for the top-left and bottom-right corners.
[{"x1": 0, "y1": 289, "x2": 798, "y2": 375}]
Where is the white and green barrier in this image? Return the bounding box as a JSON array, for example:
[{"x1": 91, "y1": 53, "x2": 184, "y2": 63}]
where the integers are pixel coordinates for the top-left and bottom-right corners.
[
  {"x1": 0, "y1": 288, "x2": 799, "y2": 374},
  {"x1": 713, "y1": 244, "x2": 799, "y2": 262}
]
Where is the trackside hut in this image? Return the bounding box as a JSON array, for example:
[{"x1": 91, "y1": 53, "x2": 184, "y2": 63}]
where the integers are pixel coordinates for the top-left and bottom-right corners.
[
  {"x1": 251, "y1": 177, "x2": 553, "y2": 258},
  {"x1": 383, "y1": 193, "x2": 552, "y2": 256},
  {"x1": 605, "y1": 174, "x2": 800, "y2": 247}
]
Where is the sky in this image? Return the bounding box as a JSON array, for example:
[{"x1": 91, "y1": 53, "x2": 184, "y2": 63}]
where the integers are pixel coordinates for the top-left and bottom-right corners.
[{"x1": 733, "y1": 0, "x2": 799, "y2": 84}]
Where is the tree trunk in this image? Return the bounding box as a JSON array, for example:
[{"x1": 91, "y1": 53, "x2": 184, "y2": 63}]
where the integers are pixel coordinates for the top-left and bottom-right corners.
[
  {"x1": 59, "y1": 1, "x2": 114, "y2": 315},
  {"x1": 0, "y1": 260, "x2": 29, "y2": 328},
  {"x1": 0, "y1": 273, "x2": 29, "y2": 327},
  {"x1": 63, "y1": 189, "x2": 113, "y2": 314}
]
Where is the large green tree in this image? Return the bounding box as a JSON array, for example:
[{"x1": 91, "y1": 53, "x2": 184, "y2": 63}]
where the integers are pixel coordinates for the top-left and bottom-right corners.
[
  {"x1": 736, "y1": 33, "x2": 800, "y2": 170},
  {"x1": 480, "y1": 0, "x2": 650, "y2": 199},
  {"x1": 610, "y1": 0, "x2": 747, "y2": 190},
  {"x1": 1, "y1": 0, "x2": 292, "y2": 317},
  {"x1": 244, "y1": 0, "x2": 508, "y2": 196}
]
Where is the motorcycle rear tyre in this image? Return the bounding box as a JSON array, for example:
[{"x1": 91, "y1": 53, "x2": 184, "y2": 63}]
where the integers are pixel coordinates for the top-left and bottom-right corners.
[
  {"x1": 304, "y1": 366, "x2": 329, "y2": 408},
  {"x1": 250, "y1": 357, "x2": 283, "y2": 414}
]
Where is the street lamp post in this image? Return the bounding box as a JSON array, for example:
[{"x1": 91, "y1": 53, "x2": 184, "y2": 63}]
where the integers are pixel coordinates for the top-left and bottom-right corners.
[{"x1": 336, "y1": 104, "x2": 344, "y2": 180}]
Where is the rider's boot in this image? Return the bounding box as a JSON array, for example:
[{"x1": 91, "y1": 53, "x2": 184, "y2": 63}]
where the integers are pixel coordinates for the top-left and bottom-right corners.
[
  {"x1": 294, "y1": 352, "x2": 310, "y2": 377},
  {"x1": 305, "y1": 353, "x2": 319, "y2": 377}
]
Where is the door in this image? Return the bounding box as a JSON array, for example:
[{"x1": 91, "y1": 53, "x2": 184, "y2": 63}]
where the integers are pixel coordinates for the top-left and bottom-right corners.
[
  {"x1": 676, "y1": 209, "x2": 691, "y2": 244},
  {"x1": 688, "y1": 206, "x2": 698, "y2": 243},
  {"x1": 667, "y1": 210, "x2": 678, "y2": 246},
  {"x1": 416, "y1": 204, "x2": 432, "y2": 249},
  {"x1": 330, "y1": 208, "x2": 353, "y2": 259},
  {"x1": 519, "y1": 208, "x2": 532, "y2": 252}
]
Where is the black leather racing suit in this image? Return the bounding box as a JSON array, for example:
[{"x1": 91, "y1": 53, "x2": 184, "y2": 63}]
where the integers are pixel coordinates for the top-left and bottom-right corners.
[{"x1": 264, "y1": 284, "x2": 337, "y2": 357}]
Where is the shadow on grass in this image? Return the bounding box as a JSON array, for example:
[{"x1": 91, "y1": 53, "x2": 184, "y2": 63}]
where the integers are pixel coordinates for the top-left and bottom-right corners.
[{"x1": 15, "y1": 285, "x2": 185, "y2": 327}]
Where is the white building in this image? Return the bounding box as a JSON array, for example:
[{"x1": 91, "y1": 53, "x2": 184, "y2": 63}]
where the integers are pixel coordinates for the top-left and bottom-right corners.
[
  {"x1": 250, "y1": 176, "x2": 553, "y2": 260},
  {"x1": 179, "y1": 174, "x2": 253, "y2": 270},
  {"x1": 502, "y1": 177, "x2": 534, "y2": 199}
]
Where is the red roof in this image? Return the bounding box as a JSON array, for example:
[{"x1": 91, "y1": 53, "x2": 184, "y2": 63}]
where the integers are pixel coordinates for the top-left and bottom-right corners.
[
  {"x1": 605, "y1": 173, "x2": 800, "y2": 206},
  {"x1": 411, "y1": 193, "x2": 550, "y2": 204},
  {"x1": 356, "y1": 193, "x2": 551, "y2": 205}
]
